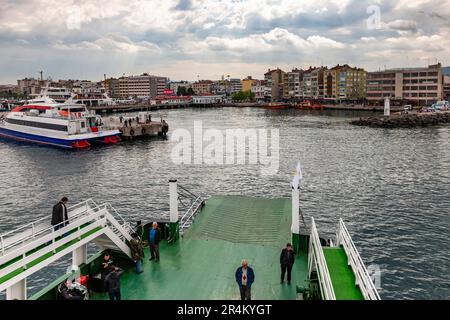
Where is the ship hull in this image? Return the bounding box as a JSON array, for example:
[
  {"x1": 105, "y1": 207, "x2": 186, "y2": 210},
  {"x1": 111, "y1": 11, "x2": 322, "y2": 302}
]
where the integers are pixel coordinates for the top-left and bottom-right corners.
[{"x1": 0, "y1": 126, "x2": 120, "y2": 149}]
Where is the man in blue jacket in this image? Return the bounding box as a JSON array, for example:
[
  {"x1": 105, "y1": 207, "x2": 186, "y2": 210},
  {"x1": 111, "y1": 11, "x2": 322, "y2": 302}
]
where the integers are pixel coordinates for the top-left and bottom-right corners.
[
  {"x1": 148, "y1": 222, "x2": 161, "y2": 262},
  {"x1": 235, "y1": 259, "x2": 255, "y2": 300}
]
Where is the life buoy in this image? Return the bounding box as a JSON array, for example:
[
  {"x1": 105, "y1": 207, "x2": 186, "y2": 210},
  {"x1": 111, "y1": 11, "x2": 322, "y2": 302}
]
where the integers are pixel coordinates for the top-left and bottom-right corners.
[
  {"x1": 141, "y1": 128, "x2": 146, "y2": 135},
  {"x1": 129, "y1": 129, "x2": 135, "y2": 136}
]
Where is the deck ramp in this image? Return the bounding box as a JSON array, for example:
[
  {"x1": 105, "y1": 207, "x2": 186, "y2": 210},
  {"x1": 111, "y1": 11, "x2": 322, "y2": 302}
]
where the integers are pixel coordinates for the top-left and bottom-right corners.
[{"x1": 322, "y1": 247, "x2": 363, "y2": 300}]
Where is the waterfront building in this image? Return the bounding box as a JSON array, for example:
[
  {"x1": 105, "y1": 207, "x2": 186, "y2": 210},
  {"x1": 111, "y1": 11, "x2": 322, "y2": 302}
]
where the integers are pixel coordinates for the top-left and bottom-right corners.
[
  {"x1": 444, "y1": 76, "x2": 450, "y2": 100},
  {"x1": 118, "y1": 76, "x2": 129, "y2": 98},
  {"x1": 193, "y1": 80, "x2": 214, "y2": 95},
  {"x1": 230, "y1": 78, "x2": 243, "y2": 94},
  {"x1": 115, "y1": 74, "x2": 169, "y2": 99},
  {"x1": 241, "y1": 76, "x2": 257, "y2": 92},
  {"x1": 210, "y1": 80, "x2": 229, "y2": 96},
  {"x1": 127, "y1": 74, "x2": 152, "y2": 98},
  {"x1": 311, "y1": 67, "x2": 327, "y2": 100},
  {"x1": 192, "y1": 94, "x2": 224, "y2": 104},
  {"x1": 150, "y1": 76, "x2": 169, "y2": 97},
  {"x1": 150, "y1": 95, "x2": 192, "y2": 106},
  {"x1": 264, "y1": 68, "x2": 286, "y2": 102},
  {"x1": 0, "y1": 84, "x2": 19, "y2": 95},
  {"x1": 17, "y1": 78, "x2": 49, "y2": 96},
  {"x1": 170, "y1": 81, "x2": 192, "y2": 95},
  {"x1": 366, "y1": 63, "x2": 444, "y2": 106},
  {"x1": 104, "y1": 78, "x2": 120, "y2": 98},
  {"x1": 287, "y1": 69, "x2": 303, "y2": 100},
  {"x1": 251, "y1": 80, "x2": 267, "y2": 102},
  {"x1": 323, "y1": 64, "x2": 366, "y2": 102},
  {"x1": 301, "y1": 67, "x2": 316, "y2": 99}
]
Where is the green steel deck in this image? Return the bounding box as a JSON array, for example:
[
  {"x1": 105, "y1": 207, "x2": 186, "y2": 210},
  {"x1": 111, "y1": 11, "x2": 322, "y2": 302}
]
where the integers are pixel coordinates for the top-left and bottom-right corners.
[
  {"x1": 322, "y1": 247, "x2": 363, "y2": 300},
  {"x1": 92, "y1": 195, "x2": 309, "y2": 300}
]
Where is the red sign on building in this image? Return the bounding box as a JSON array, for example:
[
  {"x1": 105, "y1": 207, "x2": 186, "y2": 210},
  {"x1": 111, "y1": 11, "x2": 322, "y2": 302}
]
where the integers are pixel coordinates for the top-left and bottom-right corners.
[{"x1": 163, "y1": 89, "x2": 174, "y2": 95}]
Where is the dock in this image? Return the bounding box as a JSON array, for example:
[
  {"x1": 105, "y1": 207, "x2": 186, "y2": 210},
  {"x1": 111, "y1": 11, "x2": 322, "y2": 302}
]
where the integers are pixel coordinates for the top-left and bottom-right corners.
[{"x1": 101, "y1": 112, "x2": 169, "y2": 138}]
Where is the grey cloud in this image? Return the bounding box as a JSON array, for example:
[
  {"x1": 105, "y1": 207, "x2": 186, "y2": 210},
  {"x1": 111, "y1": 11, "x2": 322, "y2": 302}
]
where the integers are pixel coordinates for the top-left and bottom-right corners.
[{"x1": 174, "y1": 0, "x2": 192, "y2": 11}]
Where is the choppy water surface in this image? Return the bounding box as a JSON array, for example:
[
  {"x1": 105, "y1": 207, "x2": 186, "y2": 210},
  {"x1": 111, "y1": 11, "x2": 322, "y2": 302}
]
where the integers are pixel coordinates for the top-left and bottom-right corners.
[{"x1": 0, "y1": 108, "x2": 449, "y2": 299}]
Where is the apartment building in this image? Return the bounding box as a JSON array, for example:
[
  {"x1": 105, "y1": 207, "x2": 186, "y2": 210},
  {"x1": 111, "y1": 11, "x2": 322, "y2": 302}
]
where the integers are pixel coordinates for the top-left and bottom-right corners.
[
  {"x1": 150, "y1": 76, "x2": 169, "y2": 97},
  {"x1": 170, "y1": 81, "x2": 192, "y2": 94},
  {"x1": 444, "y1": 76, "x2": 450, "y2": 100},
  {"x1": 192, "y1": 80, "x2": 214, "y2": 95},
  {"x1": 17, "y1": 78, "x2": 49, "y2": 96},
  {"x1": 230, "y1": 78, "x2": 243, "y2": 94},
  {"x1": 366, "y1": 63, "x2": 444, "y2": 106},
  {"x1": 264, "y1": 68, "x2": 285, "y2": 101},
  {"x1": 287, "y1": 68, "x2": 303, "y2": 100},
  {"x1": 104, "y1": 78, "x2": 120, "y2": 98},
  {"x1": 311, "y1": 67, "x2": 327, "y2": 100},
  {"x1": 251, "y1": 80, "x2": 267, "y2": 102},
  {"x1": 323, "y1": 64, "x2": 366, "y2": 102},
  {"x1": 241, "y1": 76, "x2": 257, "y2": 92},
  {"x1": 301, "y1": 68, "x2": 315, "y2": 99}
]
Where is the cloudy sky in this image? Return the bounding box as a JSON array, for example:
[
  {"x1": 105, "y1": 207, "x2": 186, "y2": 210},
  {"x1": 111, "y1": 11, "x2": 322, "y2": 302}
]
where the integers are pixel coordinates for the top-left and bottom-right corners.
[{"x1": 0, "y1": 0, "x2": 449, "y2": 83}]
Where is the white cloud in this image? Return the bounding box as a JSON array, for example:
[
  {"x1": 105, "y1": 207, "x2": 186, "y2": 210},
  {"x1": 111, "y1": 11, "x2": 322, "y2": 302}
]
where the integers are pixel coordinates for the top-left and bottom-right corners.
[
  {"x1": 52, "y1": 34, "x2": 161, "y2": 53},
  {"x1": 204, "y1": 28, "x2": 345, "y2": 53}
]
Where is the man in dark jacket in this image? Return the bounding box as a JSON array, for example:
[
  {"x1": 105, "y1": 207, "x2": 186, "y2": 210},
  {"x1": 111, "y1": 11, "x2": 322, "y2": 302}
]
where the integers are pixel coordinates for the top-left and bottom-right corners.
[
  {"x1": 51, "y1": 197, "x2": 69, "y2": 231},
  {"x1": 235, "y1": 259, "x2": 255, "y2": 300},
  {"x1": 280, "y1": 243, "x2": 295, "y2": 285},
  {"x1": 130, "y1": 233, "x2": 144, "y2": 274},
  {"x1": 104, "y1": 266, "x2": 123, "y2": 300},
  {"x1": 148, "y1": 222, "x2": 161, "y2": 262}
]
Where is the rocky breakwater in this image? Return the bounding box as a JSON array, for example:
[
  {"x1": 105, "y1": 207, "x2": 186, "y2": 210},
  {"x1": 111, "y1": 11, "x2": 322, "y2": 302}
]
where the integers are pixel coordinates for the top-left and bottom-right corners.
[{"x1": 350, "y1": 111, "x2": 450, "y2": 128}]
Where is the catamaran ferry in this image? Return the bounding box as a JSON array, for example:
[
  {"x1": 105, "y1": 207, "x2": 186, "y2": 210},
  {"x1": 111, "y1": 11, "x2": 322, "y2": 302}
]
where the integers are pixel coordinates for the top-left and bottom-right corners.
[{"x1": 0, "y1": 103, "x2": 121, "y2": 149}]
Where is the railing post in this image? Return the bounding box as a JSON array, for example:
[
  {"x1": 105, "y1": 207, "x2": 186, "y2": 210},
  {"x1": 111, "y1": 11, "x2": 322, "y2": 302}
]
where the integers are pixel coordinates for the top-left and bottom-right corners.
[
  {"x1": 52, "y1": 227, "x2": 56, "y2": 254},
  {"x1": 168, "y1": 179, "x2": 180, "y2": 244},
  {"x1": 291, "y1": 161, "x2": 302, "y2": 254},
  {"x1": 291, "y1": 182, "x2": 300, "y2": 253}
]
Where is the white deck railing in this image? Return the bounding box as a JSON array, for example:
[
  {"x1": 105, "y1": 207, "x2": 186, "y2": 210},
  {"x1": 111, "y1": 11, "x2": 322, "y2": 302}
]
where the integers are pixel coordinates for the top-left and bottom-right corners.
[
  {"x1": 336, "y1": 218, "x2": 381, "y2": 300},
  {"x1": 308, "y1": 217, "x2": 336, "y2": 300},
  {"x1": 180, "y1": 196, "x2": 204, "y2": 234},
  {"x1": 0, "y1": 199, "x2": 99, "y2": 256},
  {"x1": 0, "y1": 200, "x2": 132, "y2": 272}
]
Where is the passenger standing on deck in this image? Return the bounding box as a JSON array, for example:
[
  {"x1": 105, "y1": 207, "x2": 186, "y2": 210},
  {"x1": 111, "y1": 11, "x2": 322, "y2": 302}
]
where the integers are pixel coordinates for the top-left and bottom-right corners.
[
  {"x1": 148, "y1": 222, "x2": 161, "y2": 262},
  {"x1": 130, "y1": 233, "x2": 144, "y2": 273},
  {"x1": 280, "y1": 243, "x2": 295, "y2": 285},
  {"x1": 100, "y1": 252, "x2": 114, "y2": 287},
  {"x1": 104, "y1": 266, "x2": 123, "y2": 300},
  {"x1": 235, "y1": 259, "x2": 255, "y2": 300},
  {"x1": 51, "y1": 197, "x2": 69, "y2": 231}
]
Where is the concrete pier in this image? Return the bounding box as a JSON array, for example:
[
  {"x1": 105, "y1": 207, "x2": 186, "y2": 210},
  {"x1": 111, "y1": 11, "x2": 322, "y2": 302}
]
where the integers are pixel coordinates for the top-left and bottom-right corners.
[{"x1": 102, "y1": 113, "x2": 169, "y2": 138}]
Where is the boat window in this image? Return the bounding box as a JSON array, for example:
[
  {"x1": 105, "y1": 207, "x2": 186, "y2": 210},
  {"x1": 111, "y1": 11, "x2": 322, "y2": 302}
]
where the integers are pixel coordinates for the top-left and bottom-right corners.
[
  {"x1": 5, "y1": 118, "x2": 68, "y2": 131},
  {"x1": 81, "y1": 122, "x2": 85, "y2": 128}
]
